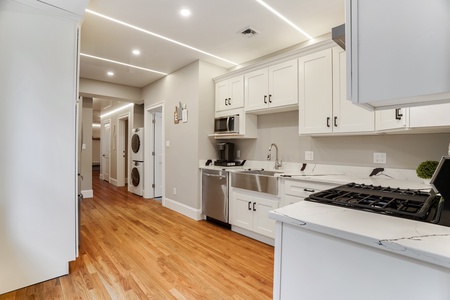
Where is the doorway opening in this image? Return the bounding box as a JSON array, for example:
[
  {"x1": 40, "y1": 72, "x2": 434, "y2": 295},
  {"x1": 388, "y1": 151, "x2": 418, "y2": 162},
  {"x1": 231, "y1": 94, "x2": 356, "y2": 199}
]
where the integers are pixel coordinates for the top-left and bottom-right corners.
[{"x1": 144, "y1": 103, "x2": 164, "y2": 200}]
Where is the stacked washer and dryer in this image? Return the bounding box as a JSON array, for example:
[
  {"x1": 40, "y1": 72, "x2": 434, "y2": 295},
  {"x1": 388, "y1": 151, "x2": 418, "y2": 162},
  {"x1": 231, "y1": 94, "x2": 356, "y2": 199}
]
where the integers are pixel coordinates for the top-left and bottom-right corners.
[{"x1": 130, "y1": 128, "x2": 144, "y2": 196}]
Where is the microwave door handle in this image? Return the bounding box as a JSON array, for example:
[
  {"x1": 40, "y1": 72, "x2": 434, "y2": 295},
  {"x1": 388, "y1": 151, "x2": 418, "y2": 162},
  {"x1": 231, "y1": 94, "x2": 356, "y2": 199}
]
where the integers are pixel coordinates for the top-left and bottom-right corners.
[{"x1": 226, "y1": 116, "x2": 230, "y2": 132}]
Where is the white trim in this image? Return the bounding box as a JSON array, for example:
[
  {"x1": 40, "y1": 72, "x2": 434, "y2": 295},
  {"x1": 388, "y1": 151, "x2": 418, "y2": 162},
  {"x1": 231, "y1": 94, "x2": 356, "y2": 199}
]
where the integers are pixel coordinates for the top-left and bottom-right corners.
[
  {"x1": 144, "y1": 102, "x2": 165, "y2": 200},
  {"x1": 117, "y1": 113, "x2": 130, "y2": 187},
  {"x1": 110, "y1": 178, "x2": 118, "y2": 186},
  {"x1": 231, "y1": 226, "x2": 275, "y2": 246},
  {"x1": 163, "y1": 197, "x2": 203, "y2": 221},
  {"x1": 81, "y1": 190, "x2": 93, "y2": 198}
]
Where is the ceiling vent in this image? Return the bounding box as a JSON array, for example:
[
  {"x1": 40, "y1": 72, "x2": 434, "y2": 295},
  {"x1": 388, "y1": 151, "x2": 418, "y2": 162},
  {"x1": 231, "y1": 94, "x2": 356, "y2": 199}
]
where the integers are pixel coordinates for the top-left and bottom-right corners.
[{"x1": 239, "y1": 27, "x2": 259, "y2": 38}]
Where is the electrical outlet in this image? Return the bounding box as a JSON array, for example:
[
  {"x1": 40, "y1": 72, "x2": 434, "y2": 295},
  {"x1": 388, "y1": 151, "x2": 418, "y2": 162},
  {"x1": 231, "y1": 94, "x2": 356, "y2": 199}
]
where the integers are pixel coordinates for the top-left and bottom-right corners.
[
  {"x1": 305, "y1": 151, "x2": 314, "y2": 161},
  {"x1": 373, "y1": 152, "x2": 387, "y2": 164},
  {"x1": 173, "y1": 187, "x2": 177, "y2": 195}
]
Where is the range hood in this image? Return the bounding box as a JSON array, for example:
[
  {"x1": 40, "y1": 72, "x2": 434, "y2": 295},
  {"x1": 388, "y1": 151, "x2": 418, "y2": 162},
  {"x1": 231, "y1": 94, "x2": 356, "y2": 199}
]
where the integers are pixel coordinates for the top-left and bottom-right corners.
[{"x1": 332, "y1": 24, "x2": 345, "y2": 50}]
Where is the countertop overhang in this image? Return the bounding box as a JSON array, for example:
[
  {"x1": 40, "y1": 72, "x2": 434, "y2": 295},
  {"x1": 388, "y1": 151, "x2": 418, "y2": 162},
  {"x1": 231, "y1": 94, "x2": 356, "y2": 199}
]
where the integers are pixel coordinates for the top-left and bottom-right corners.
[{"x1": 270, "y1": 201, "x2": 450, "y2": 269}]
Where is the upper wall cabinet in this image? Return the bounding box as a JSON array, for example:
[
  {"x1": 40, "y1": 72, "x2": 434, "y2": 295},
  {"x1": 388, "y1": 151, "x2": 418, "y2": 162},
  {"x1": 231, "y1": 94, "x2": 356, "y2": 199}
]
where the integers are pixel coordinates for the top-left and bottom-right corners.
[
  {"x1": 245, "y1": 59, "x2": 298, "y2": 113},
  {"x1": 409, "y1": 103, "x2": 450, "y2": 129},
  {"x1": 375, "y1": 108, "x2": 409, "y2": 131},
  {"x1": 299, "y1": 47, "x2": 374, "y2": 135},
  {"x1": 346, "y1": 0, "x2": 450, "y2": 110},
  {"x1": 215, "y1": 76, "x2": 244, "y2": 113}
]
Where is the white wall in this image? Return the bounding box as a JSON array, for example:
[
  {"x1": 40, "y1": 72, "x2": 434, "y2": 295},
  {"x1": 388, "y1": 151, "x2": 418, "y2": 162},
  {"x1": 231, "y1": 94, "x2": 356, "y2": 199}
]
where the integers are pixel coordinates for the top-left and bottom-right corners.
[
  {"x1": 142, "y1": 60, "x2": 225, "y2": 216},
  {"x1": 232, "y1": 111, "x2": 450, "y2": 170}
]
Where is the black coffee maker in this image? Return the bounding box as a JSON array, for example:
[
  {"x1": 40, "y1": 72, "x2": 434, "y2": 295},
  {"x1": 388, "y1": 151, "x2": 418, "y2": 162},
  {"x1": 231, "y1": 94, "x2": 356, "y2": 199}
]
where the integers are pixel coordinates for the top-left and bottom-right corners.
[{"x1": 214, "y1": 142, "x2": 238, "y2": 166}]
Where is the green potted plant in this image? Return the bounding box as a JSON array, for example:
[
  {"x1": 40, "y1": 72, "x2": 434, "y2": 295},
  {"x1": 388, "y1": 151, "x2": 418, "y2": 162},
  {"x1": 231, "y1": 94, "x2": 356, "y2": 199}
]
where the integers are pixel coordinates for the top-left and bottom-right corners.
[{"x1": 416, "y1": 160, "x2": 439, "y2": 184}]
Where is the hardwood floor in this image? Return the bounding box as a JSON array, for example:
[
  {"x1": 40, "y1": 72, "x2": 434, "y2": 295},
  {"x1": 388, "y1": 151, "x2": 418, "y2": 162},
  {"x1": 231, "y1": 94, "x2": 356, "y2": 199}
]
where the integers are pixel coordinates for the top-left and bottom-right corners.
[{"x1": 0, "y1": 172, "x2": 274, "y2": 299}]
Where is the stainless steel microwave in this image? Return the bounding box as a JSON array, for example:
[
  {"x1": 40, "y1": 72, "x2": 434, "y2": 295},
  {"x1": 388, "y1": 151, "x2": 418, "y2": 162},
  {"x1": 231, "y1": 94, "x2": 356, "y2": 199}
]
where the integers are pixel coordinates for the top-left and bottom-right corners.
[{"x1": 214, "y1": 114, "x2": 240, "y2": 134}]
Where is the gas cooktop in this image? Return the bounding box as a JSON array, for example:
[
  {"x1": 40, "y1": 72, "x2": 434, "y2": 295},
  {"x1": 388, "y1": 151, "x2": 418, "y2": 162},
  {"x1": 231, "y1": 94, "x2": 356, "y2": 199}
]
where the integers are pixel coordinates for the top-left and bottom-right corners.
[{"x1": 306, "y1": 182, "x2": 440, "y2": 222}]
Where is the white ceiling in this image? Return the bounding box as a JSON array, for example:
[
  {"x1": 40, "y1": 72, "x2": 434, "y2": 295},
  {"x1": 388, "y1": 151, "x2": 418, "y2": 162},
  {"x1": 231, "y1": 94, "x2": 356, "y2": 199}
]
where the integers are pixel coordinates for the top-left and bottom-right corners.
[{"x1": 80, "y1": 0, "x2": 344, "y2": 88}]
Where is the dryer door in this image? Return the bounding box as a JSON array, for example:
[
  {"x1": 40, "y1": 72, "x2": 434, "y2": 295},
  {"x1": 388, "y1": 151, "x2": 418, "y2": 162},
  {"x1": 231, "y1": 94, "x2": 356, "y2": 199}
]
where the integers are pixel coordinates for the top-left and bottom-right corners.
[{"x1": 131, "y1": 166, "x2": 140, "y2": 187}]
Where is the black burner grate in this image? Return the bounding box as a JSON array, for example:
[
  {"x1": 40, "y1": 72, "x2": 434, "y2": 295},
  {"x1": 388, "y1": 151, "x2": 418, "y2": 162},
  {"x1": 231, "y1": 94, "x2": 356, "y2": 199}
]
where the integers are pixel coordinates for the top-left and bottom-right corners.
[{"x1": 307, "y1": 183, "x2": 437, "y2": 220}]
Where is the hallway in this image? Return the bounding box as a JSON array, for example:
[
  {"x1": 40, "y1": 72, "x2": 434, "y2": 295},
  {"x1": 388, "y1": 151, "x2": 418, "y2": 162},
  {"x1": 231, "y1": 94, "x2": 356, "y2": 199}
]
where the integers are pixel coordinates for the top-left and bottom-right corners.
[{"x1": 0, "y1": 172, "x2": 274, "y2": 299}]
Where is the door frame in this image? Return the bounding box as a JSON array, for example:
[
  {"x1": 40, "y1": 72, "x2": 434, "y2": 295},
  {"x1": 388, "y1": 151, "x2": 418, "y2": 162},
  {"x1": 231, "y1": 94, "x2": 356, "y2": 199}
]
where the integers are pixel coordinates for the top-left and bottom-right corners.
[
  {"x1": 144, "y1": 102, "x2": 165, "y2": 200},
  {"x1": 100, "y1": 119, "x2": 111, "y2": 182},
  {"x1": 117, "y1": 113, "x2": 130, "y2": 187}
]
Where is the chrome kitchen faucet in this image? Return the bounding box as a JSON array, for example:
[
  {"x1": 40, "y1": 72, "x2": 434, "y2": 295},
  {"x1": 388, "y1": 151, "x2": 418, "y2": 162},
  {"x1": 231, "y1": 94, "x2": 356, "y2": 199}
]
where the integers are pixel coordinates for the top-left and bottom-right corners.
[{"x1": 267, "y1": 143, "x2": 282, "y2": 170}]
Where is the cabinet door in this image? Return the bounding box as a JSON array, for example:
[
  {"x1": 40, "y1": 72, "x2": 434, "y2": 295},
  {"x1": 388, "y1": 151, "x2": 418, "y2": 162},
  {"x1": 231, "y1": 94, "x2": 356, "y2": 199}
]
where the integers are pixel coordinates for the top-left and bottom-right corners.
[
  {"x1": 268, "y1": 59, "x2": 298, "y2": 109},
  {"x1": 231, "y1": 191, "x2": 253, "y2": 231},
  {"x1": 409, "y1": 103, "x2": 450, "y2": 128},
  {"x1": 332, "y1": 47, "x2": 374, "y2": 133},
  {"x1": 298, "y1": 49, "x2": 333, "y2": 134},
  {"x1": 347, "y1": 0, "x2": 450, "y2": 109},
  {"x1": 228, "y1": 76, "x2": 244, "y2": 109},
  {"x1": 215, "y1": 81, "x2": 229, "y2": 112},
  {"x1": 375, "y1": 108, "x2": 409, "y2": 131},
  {"x1": 245, "y1": 68, "x2": 269, "y2": 111},
  {"x1": 253, "y1": 198, "x2": 278, "y2": 238}
]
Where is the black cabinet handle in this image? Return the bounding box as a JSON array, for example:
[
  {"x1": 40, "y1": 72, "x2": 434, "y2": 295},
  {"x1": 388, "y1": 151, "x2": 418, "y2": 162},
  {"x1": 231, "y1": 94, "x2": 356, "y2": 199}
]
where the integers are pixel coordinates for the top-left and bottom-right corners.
[
  {"x1": 334, "y1": 116, "x2": 338, "y2": 127},
  {"x1": 225, "y1": 98, "x2": 228, "y2": 106},
  {"x1": 304, "y1": 188, "x2": 315, "y2": 193},
  {"x1": 248, "y1": 201, "x2": 252, "y2": 210},
  {"x1": 395, "y1": 108, "x2": 403, "y2": 120},
  {"x1": 268, "y1": 94, "x2": 272, "y2": 103},
  {"x1": 253, "y1": 202, "x2": 256, "y2": 211},
  {"x1": 228, "y1": 98, "x2": 231, "y2": 105},
  {"x1": 264, "y1": 95, "x2": 267, "y2": 104},
  {"x1": 326, "y1": 117, "x2": 331, "y2": 127}
]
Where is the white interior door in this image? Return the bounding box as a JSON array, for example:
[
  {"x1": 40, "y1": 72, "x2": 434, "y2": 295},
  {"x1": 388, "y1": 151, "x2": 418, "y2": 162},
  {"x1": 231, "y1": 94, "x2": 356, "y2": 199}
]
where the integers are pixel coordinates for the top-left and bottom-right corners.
[
  {"x1": 102, "y1": 121, "x2": 111, "y2": 181},
  {"x1": 117, "y1": 116, "x2": 128, "y2": 186},
  {"x1": 154, "y1": 112, "x2": 163, "y2": 197}
]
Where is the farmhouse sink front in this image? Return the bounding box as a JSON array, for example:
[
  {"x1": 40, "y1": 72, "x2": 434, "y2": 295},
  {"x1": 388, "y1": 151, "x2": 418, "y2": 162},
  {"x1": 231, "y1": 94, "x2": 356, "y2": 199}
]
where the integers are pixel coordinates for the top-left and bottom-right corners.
[{"x1": 231, "y1": 170, "x2": 279, "y2": 195}]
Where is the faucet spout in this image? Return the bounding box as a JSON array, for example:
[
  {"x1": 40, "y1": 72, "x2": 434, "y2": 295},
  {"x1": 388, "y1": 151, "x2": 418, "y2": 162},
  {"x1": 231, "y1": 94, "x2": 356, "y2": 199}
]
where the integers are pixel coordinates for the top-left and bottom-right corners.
[{"x1": 268, "y1": 143, "x2": 282, "y2": 170}]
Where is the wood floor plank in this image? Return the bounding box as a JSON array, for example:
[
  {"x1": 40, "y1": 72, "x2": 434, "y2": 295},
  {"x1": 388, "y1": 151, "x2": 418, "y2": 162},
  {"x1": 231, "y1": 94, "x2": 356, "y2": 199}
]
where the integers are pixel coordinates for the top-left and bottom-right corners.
[{"x1": 0, "y1": 171, "x2": 273, "y2": 299}]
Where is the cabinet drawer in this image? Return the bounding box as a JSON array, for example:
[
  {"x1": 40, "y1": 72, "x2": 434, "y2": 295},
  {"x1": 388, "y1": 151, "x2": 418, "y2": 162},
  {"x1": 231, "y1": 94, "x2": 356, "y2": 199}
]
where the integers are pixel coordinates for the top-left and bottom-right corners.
[{"x1": 284, "y1": 179, "x2": 336, "y2": 198}]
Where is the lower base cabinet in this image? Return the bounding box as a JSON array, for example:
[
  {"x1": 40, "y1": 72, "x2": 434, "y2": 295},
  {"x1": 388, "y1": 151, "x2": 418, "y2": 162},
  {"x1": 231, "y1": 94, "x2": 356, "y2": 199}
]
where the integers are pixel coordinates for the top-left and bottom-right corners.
[{"x1": 230, "y1": 189, "x2": 279, "y2": 239}]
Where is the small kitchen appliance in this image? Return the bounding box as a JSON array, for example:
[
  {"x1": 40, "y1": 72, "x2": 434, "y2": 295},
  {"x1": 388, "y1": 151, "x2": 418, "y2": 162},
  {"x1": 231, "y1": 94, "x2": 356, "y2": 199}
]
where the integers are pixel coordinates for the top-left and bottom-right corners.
[
  {"x1": 305, "y1": 157, "x2": 450, "y2": 227},
  {"x1": 214, "y1": 142, "x2": 240, "y2": 166},
  {"x1": 214, "y1": 114, "x2": 239, "y2": 134}
]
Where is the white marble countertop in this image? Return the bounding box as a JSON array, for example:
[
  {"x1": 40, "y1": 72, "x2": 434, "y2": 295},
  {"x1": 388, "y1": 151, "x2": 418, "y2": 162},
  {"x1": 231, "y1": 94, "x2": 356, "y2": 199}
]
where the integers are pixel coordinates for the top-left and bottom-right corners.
[
  {"x1": 199, "y1": 160, "x2": 431, "y2": 190},
  {"x1": 270, "y1": 201, "x2": 450, "y2": 269}
]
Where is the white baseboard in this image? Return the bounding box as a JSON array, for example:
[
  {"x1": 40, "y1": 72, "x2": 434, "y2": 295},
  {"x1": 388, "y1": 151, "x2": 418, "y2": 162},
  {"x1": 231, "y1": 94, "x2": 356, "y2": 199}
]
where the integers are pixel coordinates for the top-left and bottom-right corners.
[
  {"x1": 99, "y1": 173, "x2": 104, "y2": 180},
  {"x1": 163, "y1": 197, "x2": 203, "y2": 221},
  {"x1": 110, "y1": 178, "x2": 118, "y2": 186},
  {"x1": 231, "y1": 226, "x2": 275, "y2": 246},
  {"x1": 81, "y1": 190, "x2": 93, "y2": 198}
]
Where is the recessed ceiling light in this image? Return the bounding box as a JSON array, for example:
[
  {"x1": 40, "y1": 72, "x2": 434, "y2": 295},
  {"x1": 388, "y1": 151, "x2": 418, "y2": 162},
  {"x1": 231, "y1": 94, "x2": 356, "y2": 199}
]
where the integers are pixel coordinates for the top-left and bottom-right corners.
[
  {"x1": 132, "y1": 49, "x2": 141, "y2": 55},
  {"x1": 107, "y1": 71, "x2": 114, "y2": 76},
  {"x1": 180, "y1": 9, "x2": 191, "y2": 17},
  {"x1": 85, "y1": 9, "x2": 238, "y2": 66}
]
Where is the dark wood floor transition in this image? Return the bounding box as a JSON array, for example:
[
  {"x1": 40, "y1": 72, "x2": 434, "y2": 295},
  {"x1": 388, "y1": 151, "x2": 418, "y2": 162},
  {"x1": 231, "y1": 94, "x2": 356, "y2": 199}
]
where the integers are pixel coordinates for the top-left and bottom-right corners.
[{"x1": 0, "y1": 172, "x2": 274, "y2": 299}]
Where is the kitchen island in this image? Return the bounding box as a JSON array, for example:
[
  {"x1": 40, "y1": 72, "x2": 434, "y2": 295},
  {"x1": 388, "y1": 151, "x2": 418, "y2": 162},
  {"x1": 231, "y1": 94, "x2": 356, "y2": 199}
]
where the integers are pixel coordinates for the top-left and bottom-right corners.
[{"x1": 269, "y1": 201, "x2": 450, "y2": 300}]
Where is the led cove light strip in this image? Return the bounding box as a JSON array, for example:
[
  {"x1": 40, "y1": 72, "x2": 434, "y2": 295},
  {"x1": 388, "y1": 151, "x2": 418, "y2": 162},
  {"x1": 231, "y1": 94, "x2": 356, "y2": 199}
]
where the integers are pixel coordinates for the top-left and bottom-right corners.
[
  {"x1": 100, "y1": 103, "x2": 134, "y2": 118},
  {"x1": 255, "y1": 0, "x2": 313, "y2": 39},
  {"x1": 85, "y1": 9, "x2": 239, "y2": 66},
  {"x1": 80, "y1": 53, "x2": 167, "y2": 75}
]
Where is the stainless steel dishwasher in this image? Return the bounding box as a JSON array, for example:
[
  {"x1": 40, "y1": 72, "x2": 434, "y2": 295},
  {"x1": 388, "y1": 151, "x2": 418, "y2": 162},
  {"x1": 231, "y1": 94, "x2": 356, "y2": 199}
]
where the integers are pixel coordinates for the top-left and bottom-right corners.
[{"x1": 202, "y1": 169, "x2": 229, "y2": 224}]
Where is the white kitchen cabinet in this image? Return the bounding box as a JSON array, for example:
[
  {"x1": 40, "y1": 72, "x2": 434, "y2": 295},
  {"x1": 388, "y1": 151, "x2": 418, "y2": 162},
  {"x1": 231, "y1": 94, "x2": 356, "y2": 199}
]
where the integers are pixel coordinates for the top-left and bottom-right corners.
[
  {"x1": 230, "y1": 189, "x2": 278, "y2": 239},
  {"x1": 346, "y1": 0, "x2": 450, "y2": 109},
  {"x1": 282, "y1": 179, "x2": 337, "y2": 207},
  {"x1": 245, "y1": 59, "x2": 298, "y2": 113},
  {"x1": 375, "y1": 108, "x2": 409, "y2": 131},
  {"x1": 215, "y1": 75, "x2": 244, "y2": 112},
  {"x1": 299, "y1": 47, "x2": 374, "y2": 135},
  {"x1": 409, "y1": 103, "x2": 450, "y2": 128}
]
